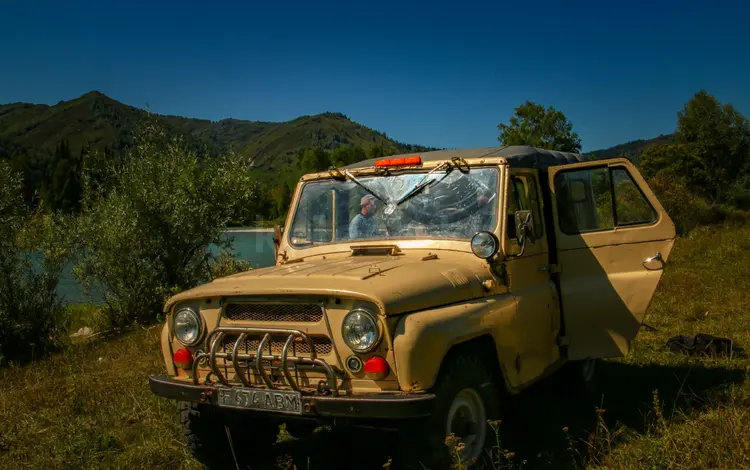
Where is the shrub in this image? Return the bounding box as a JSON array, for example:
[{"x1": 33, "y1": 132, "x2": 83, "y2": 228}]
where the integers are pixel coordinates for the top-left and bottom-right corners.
[
  {"x1": 207, "y1": 248, "x2": 252, "y2": 280},
  {"x1": 72, "y1": 123, "x2": 262, "y2": 329},
  {"x1": 647, "y1": 173, "x2": 707, "y2": 235},
  {"x1": 648, "y1": 172, "x2": 748, "y2": 235},
  {"x1": 0, "y1": 161, "x2": 69, "y2": 363}
]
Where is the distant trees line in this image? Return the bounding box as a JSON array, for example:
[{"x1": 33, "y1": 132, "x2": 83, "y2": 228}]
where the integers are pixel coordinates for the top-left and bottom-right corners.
[{"x1": 0, "y1": 134, "x2": 407, "y2": 226}]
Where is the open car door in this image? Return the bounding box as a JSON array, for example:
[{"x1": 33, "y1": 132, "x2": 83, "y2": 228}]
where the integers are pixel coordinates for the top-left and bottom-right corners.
[{"x1": 548, "y1": 158, "x2": 676, "y2": 360}]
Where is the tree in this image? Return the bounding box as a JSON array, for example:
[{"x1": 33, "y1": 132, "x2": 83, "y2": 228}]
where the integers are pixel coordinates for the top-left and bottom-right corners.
[
  {"x1": 497, "y1": 101, "x2": 582, "y2": 152},
  {"x1": 640, "y1": 143, "x2": 708, "y2": 193},
  {"x1": 368, "y1": 145, "x2": 385, "y2": 160},
  {"x1": 73, "y1": 123, "x2": 262, "y2": 327},
  {"x1": 675, "y1": 90, "x2": 750, "y2": 203},
  {"x1": 330, "y1": 146, "x2": 366, "y2": 167},
  {"x1": 270, "y1": 182, "x2": 292, "y2": 219},
  {"x1": 300, "y1": 148, "x2": 330, "y2": 174},
  {"x1": 0, "y1": 160, "x2": 68, "y2": 362}
]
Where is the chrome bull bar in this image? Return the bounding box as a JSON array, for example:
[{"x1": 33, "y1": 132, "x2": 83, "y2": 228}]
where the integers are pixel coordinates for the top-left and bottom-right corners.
[{"x1": 191, "y1": 326, "x2": 339, "y2": 396}]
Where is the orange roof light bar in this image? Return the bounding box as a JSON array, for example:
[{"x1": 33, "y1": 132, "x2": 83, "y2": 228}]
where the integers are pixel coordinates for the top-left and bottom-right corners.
[{"x1": 375, "y1": 156, "x2": 422, "y2": 167}]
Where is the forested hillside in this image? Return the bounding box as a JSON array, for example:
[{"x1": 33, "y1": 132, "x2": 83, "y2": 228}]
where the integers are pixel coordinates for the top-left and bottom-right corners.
[
  {"x1": 586, "y1": 133, "x2": 676, "y2": 164},
  {"x1": 1, "y1": 90, "x2": 688, "y2": 221},
  {"x1": 0, "y1": 91, "x2": 435, "y2": 218}
]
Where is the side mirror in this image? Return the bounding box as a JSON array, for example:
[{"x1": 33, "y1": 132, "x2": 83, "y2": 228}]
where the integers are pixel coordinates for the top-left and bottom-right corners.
[
  {"x1": 514, "y1": 210, "x2": 534, "y2": 245},
  {"x1": 506, "y1": 210, "x2": 534, "y2": 257}
]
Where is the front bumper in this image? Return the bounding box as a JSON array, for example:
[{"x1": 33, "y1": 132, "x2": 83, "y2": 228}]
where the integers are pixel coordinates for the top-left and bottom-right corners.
[{"x1": 149, "y1": 375, "x2": 436, "y2": 419}]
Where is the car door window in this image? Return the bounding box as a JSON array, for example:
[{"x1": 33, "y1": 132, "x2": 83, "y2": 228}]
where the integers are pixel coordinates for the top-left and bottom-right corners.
[
  {"x1": 612, "y1": 168, "x2": 657, "y2": 226},
  {"x1": 554, "y1": 165, "x2": 656, "y2": 234}
]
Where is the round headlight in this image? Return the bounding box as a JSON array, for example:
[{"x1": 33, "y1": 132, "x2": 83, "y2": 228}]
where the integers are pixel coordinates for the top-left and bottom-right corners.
[
  {"x1": 341, "y1": 308, "x2": 381, "y2": 353},
  {"x1": 471, "y1": 231, "x2": 499, "y2": 259},
  {"x1": 173, "y1": 307, "x2": 202, "y2": 346}
]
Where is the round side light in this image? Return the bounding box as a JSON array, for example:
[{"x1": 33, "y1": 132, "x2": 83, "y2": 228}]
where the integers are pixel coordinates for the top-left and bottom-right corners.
[
  {"x1": 345, "y1": 355, "x2": 363, "y2": 373},
  {"x1": 470, "y1": 231, "x2": 499, "y2": 259}
]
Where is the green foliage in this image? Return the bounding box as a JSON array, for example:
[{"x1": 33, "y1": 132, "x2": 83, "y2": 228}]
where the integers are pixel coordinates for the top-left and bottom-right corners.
[
  {"x1": 646, "y1": 173, "x2": 707, "y2": 235},
  {"x1": 498, "y1": 100, "x2": 582, "y2": 152},
  {"x1": 207, "y1": 249, "x2": 252, "y2": 279},
  {"x1": 330, "y1": 146, "x2": 366, "y2": 166},
  {"x1": 675, "y1": 90, "x2": 750, "y2": 203},
  {"x1": 640, "y1": 143, "x2": 708, "y2": 192},
  {"x1": 299, "y1": 147, "x2": 330, "y2": 174},
  {"x1": 71, "y1": 123, "x2": 262, "y2": 328},
  {"x1": 0, "y1": 161, "x2": 69, "y2": 363}
]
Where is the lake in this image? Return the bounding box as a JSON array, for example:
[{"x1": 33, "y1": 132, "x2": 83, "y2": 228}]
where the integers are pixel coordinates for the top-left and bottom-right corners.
[{"x1": 57, "y1": 229, "x2": 277, "y2": 305}]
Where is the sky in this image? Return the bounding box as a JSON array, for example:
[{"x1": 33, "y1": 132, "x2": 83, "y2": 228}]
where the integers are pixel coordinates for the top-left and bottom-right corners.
[{"x1": 1, "y1": 0, "x2": 749, "y2": 153}]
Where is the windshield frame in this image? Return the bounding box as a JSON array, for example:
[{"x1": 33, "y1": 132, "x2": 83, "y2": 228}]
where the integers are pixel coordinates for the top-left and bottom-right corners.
[{"x1": 283, "y1": 162, "x2": 504, "y2": 252}]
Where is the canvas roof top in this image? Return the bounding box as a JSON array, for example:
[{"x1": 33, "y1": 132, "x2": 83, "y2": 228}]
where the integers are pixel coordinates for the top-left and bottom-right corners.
[{"x1": 343, "y1": 145, "x2": 589, "y2": 171}]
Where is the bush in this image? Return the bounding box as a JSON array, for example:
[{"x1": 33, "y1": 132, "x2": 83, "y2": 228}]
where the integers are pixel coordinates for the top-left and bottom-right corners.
[
  {"x1": 72, "y1": 123, "x2": 262, "y2": 329},
  {"x1": 648, "y1": 172, "x2": 748, "y2": 235},
  {"x1": 0, "y1": 161, "x2": 69, "y2": 363},
  {"x1": 647, "y1": 173, "x2": 707, "y2": 235},
  {"x1": 207, "y1": 248, "x2": 252, "y2": 280}
]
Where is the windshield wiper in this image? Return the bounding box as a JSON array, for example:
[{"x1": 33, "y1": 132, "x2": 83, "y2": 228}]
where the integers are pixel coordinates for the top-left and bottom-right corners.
[
  {"x1": 342, "y1": 169, "x2": 387, "y2": 204},
  {"x1": 389, "y1": 161, "x2": 452, "y2": 211}
]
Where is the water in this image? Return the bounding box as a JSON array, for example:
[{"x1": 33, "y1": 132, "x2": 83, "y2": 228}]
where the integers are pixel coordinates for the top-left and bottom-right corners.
[{"x1": 57, "y1": 229, "x2": 276, "y2": 305}]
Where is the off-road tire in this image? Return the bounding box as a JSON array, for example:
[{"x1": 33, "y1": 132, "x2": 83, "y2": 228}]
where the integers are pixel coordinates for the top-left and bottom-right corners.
[
  {"x1": 179, "y1": 401, "x2": 278, "y2": 469},
  {"x1": 396, "y1": 353, "x2": 503, "y2": 470}
]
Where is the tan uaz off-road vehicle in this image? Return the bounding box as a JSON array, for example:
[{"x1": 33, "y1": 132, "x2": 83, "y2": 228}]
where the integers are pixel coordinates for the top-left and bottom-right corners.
[{"x1": 149, "y1": 145, "x2": 675, "y2": 468}]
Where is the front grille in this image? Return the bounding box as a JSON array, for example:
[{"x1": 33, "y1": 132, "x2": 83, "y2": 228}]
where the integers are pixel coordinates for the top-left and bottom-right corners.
[
  {"x1": 220, "y1": 334, "x2": 333, "y2": 356},
  {"x1": 223, "y1": 303, "x2": 323, "y2": 323}
]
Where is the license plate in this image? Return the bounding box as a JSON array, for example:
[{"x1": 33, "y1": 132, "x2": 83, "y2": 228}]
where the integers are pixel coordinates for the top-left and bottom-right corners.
[{"x1": 216, "y1": 386, "x2": 302, "y2": 415}]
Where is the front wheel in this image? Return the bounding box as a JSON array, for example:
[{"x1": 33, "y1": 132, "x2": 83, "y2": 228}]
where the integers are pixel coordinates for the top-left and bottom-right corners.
[
  {"x1": 398, "y1": 353, "x2": 503, "y2": 469},
  {"x1": 179, "y1": 401, "x2": 278, "y2": 469}
]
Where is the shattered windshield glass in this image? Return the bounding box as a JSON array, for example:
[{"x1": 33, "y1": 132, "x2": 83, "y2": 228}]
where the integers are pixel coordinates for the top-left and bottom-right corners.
[{"x1": 288, "y1": 166, "x2": 499, "y2": 247}]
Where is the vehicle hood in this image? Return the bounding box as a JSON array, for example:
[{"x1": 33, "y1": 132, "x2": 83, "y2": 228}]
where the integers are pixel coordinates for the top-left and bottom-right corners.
[{"x1": 165, "y1": 252, "x2": 492, "y2": 316}]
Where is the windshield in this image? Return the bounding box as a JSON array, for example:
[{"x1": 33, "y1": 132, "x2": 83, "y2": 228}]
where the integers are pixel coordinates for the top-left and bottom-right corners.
[{"x1": 288, "y1": 166, "x2": 499, "y2": 248}]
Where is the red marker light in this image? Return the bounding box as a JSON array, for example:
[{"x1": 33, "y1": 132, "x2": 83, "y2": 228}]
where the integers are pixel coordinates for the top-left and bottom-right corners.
[
  {"x1": 173, "y1": 348, "x2": 193, "y2": 370},
  {"x1": 375, "y1": 156, "x2": 422, "y2": 168},
  {"x1": 363, "y1": 356, "x2": 390, "y2": 380}
]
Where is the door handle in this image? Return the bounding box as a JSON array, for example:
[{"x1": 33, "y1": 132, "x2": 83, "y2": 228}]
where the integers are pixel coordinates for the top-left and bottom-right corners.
[{"x1": 643, "y1": 251, "x2": 665, "y2": 269}]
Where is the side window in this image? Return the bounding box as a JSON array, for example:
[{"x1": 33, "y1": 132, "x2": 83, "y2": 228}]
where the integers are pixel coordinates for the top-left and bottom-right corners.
[
  {"x1": 508, "y1": 173, "x2": 544, "y2": 240},
  {"x1": 612, "y1": 168, "x2": 657, "y2": 226},
  {"x1": 554, "y1": 166, "x2": 656, "y2": 234}
]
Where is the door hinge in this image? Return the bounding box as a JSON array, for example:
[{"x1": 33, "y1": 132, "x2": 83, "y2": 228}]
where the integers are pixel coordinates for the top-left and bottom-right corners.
[
  {"x1": 557, "y1": 336, "x2": 569, "y2": 346},
  {"x1": 548, "y1": 263, "x2": 560, "y2": 274}
]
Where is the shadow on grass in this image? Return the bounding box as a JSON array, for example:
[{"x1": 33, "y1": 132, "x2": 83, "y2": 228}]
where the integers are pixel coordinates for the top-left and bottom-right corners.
[
  {"x1": 497, "y1": 359, "x2": 747, "y2": 469},
  {"x1": 228, "y1": 360, "x2": 745, "y2": 469}
]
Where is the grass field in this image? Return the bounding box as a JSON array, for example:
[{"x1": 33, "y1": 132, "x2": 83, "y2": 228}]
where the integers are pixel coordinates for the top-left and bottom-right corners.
[{"x1": 1, "y1": 221, "x2": 749, "y2": 469}]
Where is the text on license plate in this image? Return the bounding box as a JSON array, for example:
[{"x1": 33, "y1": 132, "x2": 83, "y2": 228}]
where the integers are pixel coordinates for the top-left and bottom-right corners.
[{"x1": 216, "y1": 387, "x2": 302, "y2": 414}]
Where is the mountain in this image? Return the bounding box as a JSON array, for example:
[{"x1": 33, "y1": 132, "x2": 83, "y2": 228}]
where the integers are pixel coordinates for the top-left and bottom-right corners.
[
  {"x1": 586, "y1": 133, "x2": 676, "y2": 166},
  {"x1": 0, "y1": 91, "x2": 436, "y2": 174},
  {"x1": 1, "y1": 90, "x2": 679, "y2": 219}
]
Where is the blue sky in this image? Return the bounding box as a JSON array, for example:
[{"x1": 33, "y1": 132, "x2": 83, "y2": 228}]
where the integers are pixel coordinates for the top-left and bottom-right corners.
[{"x1": 1, "y1": 0, "x2": 749, "y2": 152}]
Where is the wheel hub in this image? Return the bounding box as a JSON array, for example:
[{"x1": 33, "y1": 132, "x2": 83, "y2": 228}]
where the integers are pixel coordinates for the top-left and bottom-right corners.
[{"x1": 445, "y1": 388, "x2": 487, "y2": 464}]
